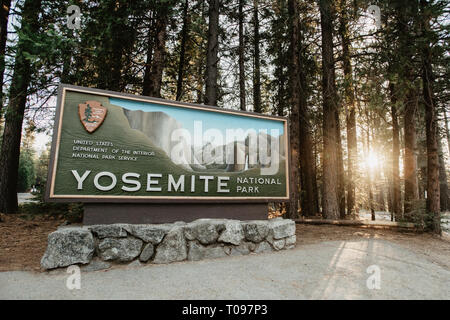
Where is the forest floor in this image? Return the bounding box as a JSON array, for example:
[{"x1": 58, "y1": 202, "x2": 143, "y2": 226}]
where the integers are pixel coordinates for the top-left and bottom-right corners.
[
  {"x1": 0, "y1": 214, "x2": 62, "y2": 272},
  {"x1": 1, "y1": 218, "x2": 449, "y2": 299},
  {"x1": 0, "y1": 212, "x2": 449, "y2": 273}
]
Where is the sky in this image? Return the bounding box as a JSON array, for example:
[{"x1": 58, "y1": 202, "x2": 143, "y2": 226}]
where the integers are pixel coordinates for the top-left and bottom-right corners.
[{"x1": 34, "y1": 132, "x2": 51, "y2": 155}]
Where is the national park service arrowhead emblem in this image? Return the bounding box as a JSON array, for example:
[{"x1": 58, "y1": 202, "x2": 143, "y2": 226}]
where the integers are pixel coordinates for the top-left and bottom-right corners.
[{"x1": 78, "y1": 100, "x2": 107, "y2": 133}]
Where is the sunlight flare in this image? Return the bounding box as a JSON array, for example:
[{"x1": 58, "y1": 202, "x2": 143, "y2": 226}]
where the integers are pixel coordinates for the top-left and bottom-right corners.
[{"x1": 365, "y1": 151, "x2": 380, "y2": 169}]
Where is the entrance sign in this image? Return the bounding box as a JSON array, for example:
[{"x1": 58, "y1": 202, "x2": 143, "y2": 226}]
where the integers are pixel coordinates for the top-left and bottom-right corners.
[{"x1": 46, "y1": 84, "x2": 290, "y2": 202}]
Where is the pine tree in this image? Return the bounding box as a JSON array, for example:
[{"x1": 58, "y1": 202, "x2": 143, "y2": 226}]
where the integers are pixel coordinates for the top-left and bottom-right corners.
[
  {"x1": 319, "y1": 0, "x2": 341, "y2": 219},
  {"x1": 0, "y1": 0, "x2": 43, "y2": 213}
]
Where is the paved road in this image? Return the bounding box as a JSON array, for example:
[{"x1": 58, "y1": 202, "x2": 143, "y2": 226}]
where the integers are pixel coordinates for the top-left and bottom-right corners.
[{"x1": 1, "y1": 238, "x2": 449, "y2": 300}]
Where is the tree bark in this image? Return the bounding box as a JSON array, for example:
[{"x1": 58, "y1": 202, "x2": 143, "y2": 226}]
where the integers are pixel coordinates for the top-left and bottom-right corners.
[
  {"x1": 297, "y1": 6, "x2": 319, "y2": 217},
  {"x1": 386, "y1": 162, "x2": 394, "y2": 220},
  {"x1": 339, "y1": 0, "x2": 357, "y2": 217},
  {"x1": 438, "y1": 138, "x2": 448, "y2": 212},
  {"x1": 194, "y1": 0, "x2": 207, "y2": 104},
  {"x1": 205, "y1": 0, "x2": 219, "y2": 106},
  {"x1": 444, "y1": 109, "x2": 450, "y2": 157},
  {"x1": 299, "y1": 99, "x2": 319, "y2": 216},
  {"x1": 176, "y1": 0, "x2": 189, "y2": 101},
  {"x1": 252, "y1": 0, "x2": 261, "y2": 113},
  {"x1": 336, "y1": 106, "x2": 346, "y2": 218},
  {"x1": 286, "y1": 0, "x2": 300, "y2": 219},
  {"x1": 0, "y1": 0, "x2": 11, "y2": 118},
  {"x1": 238, "y1": 0, "x2": 246, "y2": 111},
  {"x1": 390, "y1": 83, "x2": 402, "y2": 220},
  {"x1": 403, "y1": 88, "x2": 420, "y2": 216},
  {"x1": 319, "y1": 0, "x2": 340, "y2": 219},
  {"x1": 196, "y1": 57, "x2": 204, "y2": 104},
  {"x1": 395, "y1": 0, "x2": 420, "y2": 216},
  {"x1": 0, "y1": 0, "x2": 42, "y2": 213},
  {"x1": 421, "y1": 0, "x2": 440, "y2": 233},
  {"x1": 273, "y1": 0, "x2": 286, "y2": 117},
  {"x1": 366, "y1": 131, "x2": 375, "y2": 220},
  {"x1": 276, "y1": 52, "x2": 285, "y2": 117},
  {"x1": 142, "y1": 10, "x2": 155, "y2": 96}
]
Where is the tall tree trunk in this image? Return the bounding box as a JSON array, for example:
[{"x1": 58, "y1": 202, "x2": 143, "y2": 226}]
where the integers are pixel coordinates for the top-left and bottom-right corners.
[
  {"x1": 176, "y1": 0, "x2": 189, "y2": 101},
  {"x1": 195, "y1": 0, "x2": 207, "y2": 103},
  {"x1": 142, "y1": 11, "x2": 155, "y2": 96},
  {"x1": 196, "y1": 58, "x2": 204, "y2": 104},
  {"x1": 444, "y1": 110, "x2": 450, "y2": 157},
  {"x1": 373, "y1": 120, "x2": 386, "y2": 212},
  {"x1": 386, "y1": 163, "x2": 394, "y2": 220},
  {"x1": 438, "y1": 138, "x2": 448, "y2": 212},
  {"x1": 0, "y1": 0, "x2": 11, "y2": 117},
  {"x1": 319, "y1": 0, "x2": 340, "y2": 219},
  {"x1": 0, "y1": 0, "x2": 42, "y2": 213},
  {"x1": 403, "y1": 88, "x2": 420, "y2": 216},
  {"x1": 273, "y1": 0, "x2": 286, "y2": 117},
  {"x1": 276, "y1": 58, "x2": 285, "y2": 117},
  {"x1": 286, "y1": 0, "x2": 300, "y2": 219},
  {"x1": 421, "y1": 0, "x2": 440, "y2": 233},
  {"x1": 205, "y1": 0, "x2": 219, "y2": 106},
  {"x1": 298, "y1": 9, "x2": 319, "y2": 217},
  {"x1": 61, "y1": 28, "x2": 74, "y2": 84},
  {"x1": 396, "y1": 0, "x2": 420, "y2": 217},
  {"x1": 375, "y1": 162, "x2": 386, "y2": 211},
  {"x1": 339, "y1": 0, "x2": 357, "y2": 217},
  {"x1": 390, "y1": 83, "x2": 401, "y2": 220},
  {"x1": 143, "y1": 5, "x2": 168, "y2": 98},
  {"x1": 252, "y1": 0, "x2": 261, "y2": 113},
  {"x1": 238, "y1": 0, "x2": 246, "y2": 111},
  {"x1": 336, "y1": 107, "x2": 346, "y2": 218},
  {"x1": 313, "y1": 130, "x2": 320, "y2": 214},
  {"x1": 366, "y1": 131, "x2": 375, "y2": 220}
]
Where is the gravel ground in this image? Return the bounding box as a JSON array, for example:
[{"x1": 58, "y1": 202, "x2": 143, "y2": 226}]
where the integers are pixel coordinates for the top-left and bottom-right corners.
[{"x1": 1, "y1": 237, "x2": 449, "y2": 300}]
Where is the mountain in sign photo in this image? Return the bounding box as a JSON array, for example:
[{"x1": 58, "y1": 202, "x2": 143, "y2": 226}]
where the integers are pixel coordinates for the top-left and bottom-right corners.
[
  {"x1": 122, "y1": 108, "x2": 206, "y2": 171},
  {"x1": 121, "y1": 107, "x2": 285, "y2": 174}
]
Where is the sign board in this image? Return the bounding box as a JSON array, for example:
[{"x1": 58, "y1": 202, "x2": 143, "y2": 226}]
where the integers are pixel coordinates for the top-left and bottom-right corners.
[{"x1": 46, "y1": 84, "x2": 290, "y2": 202}]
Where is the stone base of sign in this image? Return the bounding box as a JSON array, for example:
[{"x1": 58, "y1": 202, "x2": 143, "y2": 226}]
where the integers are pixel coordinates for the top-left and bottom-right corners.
[
  {"x1": 41, "y1": 218, "x2": 296, "y2": 270},
  {"x1": 83, "y1": 203, "x2": 268, "y2": 225}
]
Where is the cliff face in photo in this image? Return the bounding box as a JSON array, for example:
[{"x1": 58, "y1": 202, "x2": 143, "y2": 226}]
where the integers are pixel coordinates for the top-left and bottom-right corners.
[
  {"x1": 123, "y1": 109, "x2": 182, "y2": 156},
  {"x1": 122, "y1": 109, "x2": 206, "y2": 171},
  {"x1": 123, "y1": 108, "x2": 285, "y2": 173}
]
